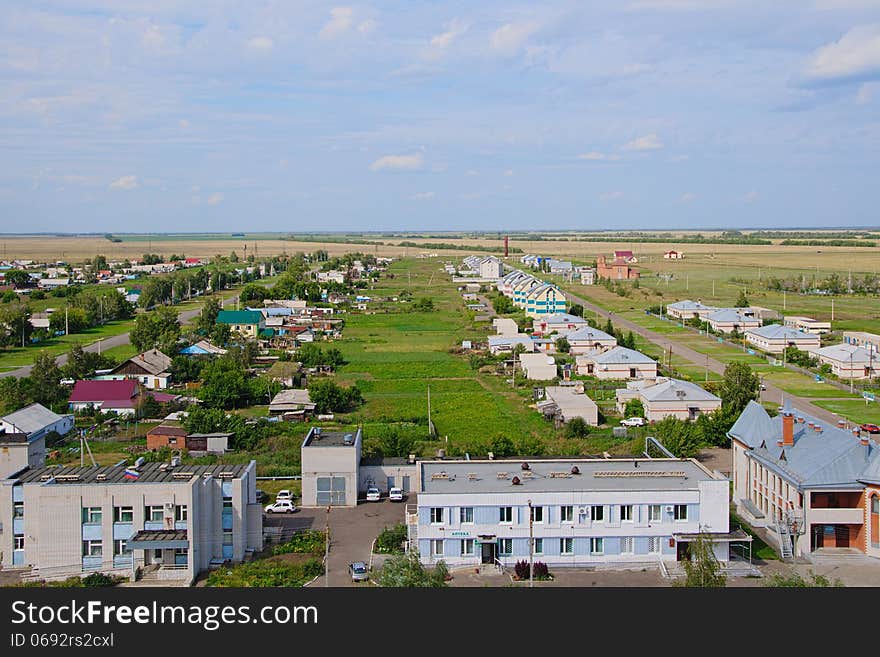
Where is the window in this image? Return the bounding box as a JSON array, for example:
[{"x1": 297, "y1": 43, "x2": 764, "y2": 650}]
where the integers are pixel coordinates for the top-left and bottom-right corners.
[
  {"x1": 14, "y1": 535, "x2": 24, "y2": 550},
  {"x1": 113, "y1": 506, "x2": 133, "y2": 523},
  {"x1": 460, "y1": 507, "x2": 474, "y2": 524},
  {"x1": 175, "y1": 505, "x2": 188, "y2": 522},
  {"x1": 462, "y1": 539, "x2": 475, "y2": 556},
  {"x1": 13, "y1": 502, "x2": 24, "y2": 518},
  {"x1": 499, "y1": 506, "x2": 513, "y2": 523},
  {"x1": 430, "y1": 507, "x2": 444, "y2": 524},
  {"x1": 431, "y1": 539, "x2": 444, "y2": 557},
  {"x1": 222, "y1": 499, "x2": 233, "y2": 511},
  {"x1": 145, "y1": 506, "x2": 164, "y2": 522},
  {"x1": 113, "y1": 539, "x2": 131, "y2": 556},
  {"x1": 560, "y1": 538, "x2": 573, "y2": 555},
  {"x1": 530, "y1": 506, "x2": 544, "y2": 523},
  {"x1": 648, "y1": 505, "x2": 661, "y2": 522},
  {"x1": 591, "y1": 505, "x2": 604, "y2": 522},
  {"x1": 499, "y1": 539, "x2": 513, "y2": 556},
  {"x1": 590, "y1": 537, "x2": 604, "y2": 555},
  {"x1": 560, "y1": 506, "x2": 573, "y2": 523},
  {"x1": 82, "y1": 540, "x2": 103, "y2": 557},
  {"x1": 648, "y1": 537, "x2": 661, "y2": 554},
  {"x1": 620, "y1": 505, "x2": 633, "y2": 522},
  {"x1": 621, "y1": 537, "x2": 634, "y2": 554},
  {"x1": 81, "y1": 507, "x2": 102, "y2": 524},
  {"x1": 873, "y1": 497, "x2": 880, "y2": 514},
  {"x1": 674, "y1": 504, "x2": 688, "y2": 521},
  {"x1": 222, "y1": 531, "x2": 233, "y2": 546},
  {"x1": 533, "y1": 538, "x2": 543, "y2": 555}
]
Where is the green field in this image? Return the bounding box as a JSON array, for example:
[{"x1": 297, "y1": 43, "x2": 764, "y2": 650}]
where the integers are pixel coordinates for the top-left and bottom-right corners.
[{"x1": 812, "y1": 399, "x2": 880, "y2": 425}]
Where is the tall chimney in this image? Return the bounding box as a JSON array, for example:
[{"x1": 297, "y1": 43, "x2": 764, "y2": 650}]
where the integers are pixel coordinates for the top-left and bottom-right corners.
[
  {"x1": 782, "y1": 413, "x2": 794, "y2": 446},
  {"x1": 504, "y1": 236, "x2": 509, "y2": 258}
]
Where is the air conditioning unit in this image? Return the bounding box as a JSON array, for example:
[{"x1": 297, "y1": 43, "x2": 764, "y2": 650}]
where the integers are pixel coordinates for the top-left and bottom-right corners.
[
  {"x1": 664, "y1": 505, "x2": 675, "y2": 513},
  {"x1": 578, "y1": 507, "x2": 589, "y2": 516}
]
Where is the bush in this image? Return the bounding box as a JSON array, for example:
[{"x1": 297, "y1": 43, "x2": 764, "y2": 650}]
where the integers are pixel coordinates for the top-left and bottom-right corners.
[
  {"x1": 207, "y1": 559, "x2": 324, "y2": 587},
  {"x1": 564, "y1": 417, "x2": 591, "y2": 438},
  {"x1": 81, "y1": 572, "x2": 118, "y2": 587},
  {"x1": 514, "y1": 560, "x2": 551, "y2": 581},
  {"x1": 271, "y1": 530, "x2": 326, "y2": 556},
  {"x1": 376, "y1": 524, "x2": 408, "y2": 554}
]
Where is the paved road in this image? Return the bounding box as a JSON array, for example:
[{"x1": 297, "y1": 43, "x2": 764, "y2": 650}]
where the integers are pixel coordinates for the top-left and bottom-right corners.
[
  {"x1": 563, "y1": 288, "x2": 847, "y2": 426},
  {"x1": 0, "y1": 293, "x2": 240, "y2": 380}
]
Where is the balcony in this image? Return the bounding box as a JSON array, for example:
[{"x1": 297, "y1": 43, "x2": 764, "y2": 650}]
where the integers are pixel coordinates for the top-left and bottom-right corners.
[{"x1": 113, "y1": 523, "x2": 133, "y2": 540}]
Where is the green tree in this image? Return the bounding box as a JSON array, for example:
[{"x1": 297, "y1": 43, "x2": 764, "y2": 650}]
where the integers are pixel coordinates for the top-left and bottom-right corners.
[
  {"x1": 568, "y1": 303, "x2": 584, "y2": 317},
  {"x1": 0, "y1": 303, "x2": 33, "y2": 347},
  {"x1": 734, "y1": 289, "x2": 750, "y2": 308},
  {"x1": 49, "y1": 307, "x2": 89, "y2": 335},
  {"x1": 29, "y1": 351, "x2": 67, "y2": 409},
  {"x1": 719, "y1": 361, "x2": 760, "y2": 415},
  {"x1": 377, "y1": 552, "x2": 448, "y2": 587},
  {"x1": 374, "y1": 428, "x2": 417, "y2": 458},
  {"x1": 695, "y1": 407, "x2": 738, "y2": 448},
  {"x1": 308, "y1": 379, "x2": 363, "y2": 413},
  {"x1": 765, "y1": 569, "x2": 843, "y2": 587},
  {"x1": 412, "y1": 297, "x2": 435, "y2": 312},
  {"x1": 555, "y1": 337, "x2": 571, "y2": 353},
  {"x1": 679, "y1": 532, "x2": 726, "y2": 587},
  {"x1": 3, "y1": 269, "x2": 32, "y2": 288},
  {"x1": 130, "y1": 306, "x2": 181, "y2": 353},
  {"x1": 623, "y1": 398, "x2": 645, "y2": 419},
  {"x1": 492, "y1": 295, "x2": 516, "y2": 314},
  {"x1": 489, "y1": 434, "x2": 515, "y2": 456},
  {"x1": 652, "y1": 416, "x2": 704, "y2": 458},
  {"x1": 198, "y1": 357, "x2": 251, "y2": 409},
  {"x1": 564, "y1": 417, "x2": 591, "y2": 438},
  {"x1": 239, "y1": 283, "x2": 267, "y2": 303},
  {"x1": 604, "y1": 317, "x2": 614, "y2": 335},
  {"x1": 62, "y1": 344, "x2": 114, "y2": 380}
]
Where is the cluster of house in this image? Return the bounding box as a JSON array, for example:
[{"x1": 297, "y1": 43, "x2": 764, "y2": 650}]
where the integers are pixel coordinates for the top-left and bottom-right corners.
[
  {"x1": 315, "y1": 257, "x2": 389, "y2": 286},
  {"x1": 667, "y1": 300, "x2": 879, "y2": 379},
  {"x1": 216, "y1": 300, "x2": 343, "y2": 347},
  {"x1": 488, "y1": 312, "x2": 722, "y2": 427},
  {"x1": 497, "y1": 270, "x2": 568, "y2": 319},
  {"x1": 458, "y1": 255, "x2": 505, "y2": 280}
]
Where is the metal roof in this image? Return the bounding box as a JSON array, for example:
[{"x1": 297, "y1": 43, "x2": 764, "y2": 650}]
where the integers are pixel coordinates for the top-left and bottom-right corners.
[
  {"x1": 564, "y1": 326, "x2": 615, "y2": 342},
  {"x1": 638, "y1": 378, "x2": 720, "y2": 403},
  {"x1": 302, "y1": 427, "x2": 361, "y2": 448},
  {"x1": 420, "y1": 458, "x2": 719, "y2": 494},
  {"x1": 815, "y1": 344, "x2": 873, "y2": 363},
  {"x1": 114, "y1": 348, "x2": 171, "y2": 376},
  {"x1": 1, "y1": 403, "x2": 67, "y2": 435},
  {"x1": 535, "y1": 313, "x2": 586, "y2": 325},
  {"x1": 581, "y1": 346, "x2": 655, "y2": 365},
  {"x1": 745, "y1": 324, "x2": 815, "y2": 340},
  {"x1": 706, "y1": 308, "x2": 759, "y2": 324},
  {"x1": 9, "y1": 462, "x2": 250, "y2": 485}
]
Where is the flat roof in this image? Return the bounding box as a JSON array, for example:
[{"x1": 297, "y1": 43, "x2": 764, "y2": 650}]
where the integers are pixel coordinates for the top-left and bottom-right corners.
[
  {"x1": 419, "y1": 458, "x2": 719, "y2": 494},
  {"x1": 9, "y1": 462, "x2": 250, "y2": 485},
  {"x1": 302, "y1": 427, "x2": 360, "y2": 448}
]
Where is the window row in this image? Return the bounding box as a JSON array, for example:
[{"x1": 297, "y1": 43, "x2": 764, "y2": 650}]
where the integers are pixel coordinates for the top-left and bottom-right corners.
[
  {"x1": 82, "y1": 539, "x2": 132, "y2": 558},
  {"x1": 428, "y1": 504, "x2": 689, "y2": 524},
  {"x1": 429, "y1": 536, "x2": 665, "y2": 557},
  {"x1": 80, "y1": 505, "x2": 189, "y2": 524}
]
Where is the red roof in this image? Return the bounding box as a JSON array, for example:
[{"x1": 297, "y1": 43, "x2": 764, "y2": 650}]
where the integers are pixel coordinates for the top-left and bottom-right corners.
[
  {"x1": 149, "y1": 391, "x2": 179, "y2": 403},
  {"x1": 69, "y1": 380, "x2": 140, "y2": 407},
  {"x1": 614, "y1": 250, "x2": 634, "y2": 258},
  {"x1": 147, "y1": 424, "x2": 188, "y2": 437},
  {"x1": 185, "y1": 258, "x2": 202, "y2": 264}
]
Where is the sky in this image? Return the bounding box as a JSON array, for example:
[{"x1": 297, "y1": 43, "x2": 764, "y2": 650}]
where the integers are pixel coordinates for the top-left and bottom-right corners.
[{"x1": 2, "y1": 1, "x2": 880, "y2": 233}]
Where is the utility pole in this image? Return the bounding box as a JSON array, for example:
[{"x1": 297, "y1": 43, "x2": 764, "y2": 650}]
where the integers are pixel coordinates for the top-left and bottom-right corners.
[
  {"x1": 831, "y1": 298, "x2": 834, "y2": 322},
  {"x1": 65, "y1": 306, "x2": 69, "y2": 335},
  {"x1": 705, "y1": 353, "x2": 709, "y2": 383},
  {"x1": 427, "y1": 385, "x2": 432, "y2": 437},
  {"x1": 325, "y1": 505, "x2": 331, "y2": 588},
  {"x1": 712, "y1": 279, "x2": 715, "y2": 297},
  {"x1": 850, "y1": 351, "x2": 854, "y2": 394},
  {"x1": 783, "y1": 290, "x2": 786, "y2": 311},
  {"x1": 528, "y1": 499, "x2": 534, "y2": 588}
]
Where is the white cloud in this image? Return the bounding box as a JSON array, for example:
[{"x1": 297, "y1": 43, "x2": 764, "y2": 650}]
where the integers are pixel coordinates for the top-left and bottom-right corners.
[
  {"x1": 576, "y1": 152, "x2": 621, "y2": 161},
  {"x1": 744, "y1": 190, "x2": 760, "y2": 202},
  {"x1": 319, "y1": 7, "x2": 354, "y2": 40},
  {"x1": 369, "y1": 153, "x2": 424, "y2": 172},
  {"x1": 491, "y1": 22, "x2": 539, "y2": 56},
  {"x1": 410, "y1": 191, "x2": 435, "y2": 201},
  {"x1": 357, "y1": 20, "x2": 378, "y2": 35},
  {"x1": 431, "y1": 19, "x2": 469, "y2": 50},
  {"x1": 109, "y1": 175, "x2": 139, "y2": 190},
  {"x1": 805, "y1": 24, "x2": 880, "y2": 81},
  {"x1": 178, "y1": 119, "x2": 190, "y2": 129},
  {"x1": 680, "y1": 192, "x2": 697, "y2": 203},
  {"x1": 207, "y1": 192, "x2": 224, "y2": 206},
  {"x1": 600, "y1": 191, "x2": 624, "y2": 201},
  {"x1": 246, "y1": 36, "x2": 274, "y2": 53},
  {"x1": 857, "y1": 81, "x2": 880, "y2": 103},
  {"x1": 503, "y1": 169, "x2": 514, "y2": 177},
  {"x1": 622, "y1": 134, "x2": 664, "y2": 151}
]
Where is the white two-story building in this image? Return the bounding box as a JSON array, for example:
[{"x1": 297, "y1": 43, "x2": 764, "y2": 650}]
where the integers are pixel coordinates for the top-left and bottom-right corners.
[{"x1": 411, "y1": 458, "x2": 731, "y2": 568}]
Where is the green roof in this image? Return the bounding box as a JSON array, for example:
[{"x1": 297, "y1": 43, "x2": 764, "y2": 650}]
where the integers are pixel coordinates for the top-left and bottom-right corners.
[
  {"x1": 216, "y1": 310, "x2": 263, "y2": 325},
  {"x1": 259, "y1": 328, "x2": 275, "y2": 337}
]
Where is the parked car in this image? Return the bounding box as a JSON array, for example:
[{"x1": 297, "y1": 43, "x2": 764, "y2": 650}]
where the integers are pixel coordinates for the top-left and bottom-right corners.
[
  {"x1": 389, "y1": 487, "x2": 405, "y2": 502},
  {"x1": 264, "y1": 500, "x2": 297, "y2": 514},
  {"x1": 620, "y1": 417, "x2": 646, "y2": 427},
  {"x1": 366, "y1": 487, "x2": 381, "y2": 502},
  {"x1": 255, "y1": 489, "x2": 268, "y2": 503},
  {"x1": 275, "y1": 490, "x2": 293, "y2": 502},
  {"x1": 860, "y1": 423, "x2": 880, "y2": 434},
  {"x1": 349, "y1": 561, "x2": 369, "y2": 582}
]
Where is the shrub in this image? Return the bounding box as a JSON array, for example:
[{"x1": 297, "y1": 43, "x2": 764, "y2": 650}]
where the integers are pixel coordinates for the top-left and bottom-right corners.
[
  {"x1": 81, "y1": 572, "x2": 118, "y2": 587},
  {"x1": 514, "y1": 560, "x2": 530, "y2": 580},
  {"x1": 376, "y1": 524, "x2": 408, "y2": 554},
  {"x1": 565, "y1": 417, "x2": 591, "y2": 439},
  {"x1": 513, "y1": 560, "x2": 551, "y2": 581},
  {"x1": 272, "y1": 530, "x2": 326, "y2": 556},
  {"x1": 533, "y1": 562, "x2": 550, "y2": 580}
]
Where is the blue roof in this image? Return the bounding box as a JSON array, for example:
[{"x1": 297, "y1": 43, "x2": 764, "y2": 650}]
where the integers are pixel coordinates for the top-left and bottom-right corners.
[
  {"x1": 706, "y1": 308, "x2": 758, "y2": 324},
  {"x1": 728, "y1": 401, "x2": 880, "y2": 488},
  {"x1": 745, "y1": 324, "x2": 815, "y2": 340},
  {"x1": 565, "y1": 326, "x2": 615, "y2": 342}
]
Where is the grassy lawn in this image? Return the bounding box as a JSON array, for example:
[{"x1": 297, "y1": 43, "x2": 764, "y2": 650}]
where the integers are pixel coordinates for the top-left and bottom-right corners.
[
  {"x1": 811, "y1": 398, "x2": 880, "y2": 425},
  {"x1": 760, "y1": 369, "x2": 861, "y2": 399}
]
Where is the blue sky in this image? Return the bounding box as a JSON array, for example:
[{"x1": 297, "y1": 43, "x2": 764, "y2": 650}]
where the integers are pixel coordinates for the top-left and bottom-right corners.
[{"x1": 2, "y1": 1, "x2": 879, "y2": 232}]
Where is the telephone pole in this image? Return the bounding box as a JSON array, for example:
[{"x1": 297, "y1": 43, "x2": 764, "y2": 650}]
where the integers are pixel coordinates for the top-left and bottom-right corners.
[{"x1": 528, "y1": 499, "x2": 534, "y2": 588}]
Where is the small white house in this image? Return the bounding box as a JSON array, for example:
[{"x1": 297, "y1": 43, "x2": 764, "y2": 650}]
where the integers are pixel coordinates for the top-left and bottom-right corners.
[
  {"x1": 814, "y1": 344, "x2": 877, "y2": 380},
  {"x1": 565, "y1": 326, "x2": 617, "y2": 354},
  {"x1": 745, "y1": 324, "x2": 821, "y2": 355},
  {"x1": 576, "y1": 347, "x2": 657, "y2": 380},
  {"x1": 616, "y1": 378, "x2": 721, "y2": 422},
  {"x1": 488, "y1": 335, "x2": 535, "y2": 355},
  {"x1": 783, "y1": 316, "x2": 832, "y2": 335},
  {"x1": 705, "y1": 309, "x2": 762, "y2": 334},
  {"x1": 518, "y1": 353, "x2": 558, "y2": 381}
]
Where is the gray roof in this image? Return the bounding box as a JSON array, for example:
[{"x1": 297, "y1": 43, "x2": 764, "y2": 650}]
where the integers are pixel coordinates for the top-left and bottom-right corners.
[
  {"x1": 815, "y1": 344, "x2": 873, "y2": 363},
  {"x1": 488, "y1": 335, "x2": 534, "y2": 348},
  {"x1": 9, "y1": 462, "x2": 250, "y2": 485},
  {"x1": 544, "y1": 386, "x2": 598, "y2": 417},
  {"x1": 420, "y1": 458, "x2": 719, "y2": 494},
  {"x1": 302, "y1": 427, "x2": 361, "y2": 448},
  {"x1": 565, "y1": 326, "x2": 616, "y2": 342},
  {"x1": 585, "y1": 346, "x2": 655, "y2": 365},
  {"x1": 1, "y1": 403, "x2": 67, "y2": 435},
  {"x1": 270, "y1": 389, "x2": 313, "y2": 407},
  {"x1": 727, "y1": 401, "x2": 880, "y2": 488},
  {"x1": 536, "y1": 313, "x2": 587, "y2": 325},
  {"x1": 745, "y1": 324, "x2": 815, "y2": 340},
  {"x1": 639, "y1": 378, "x2": 720, "y2": 403},
  {"x1": 117, "y1": 348, "x2": 172, "y2": 375},
  {"x1": 667, "y1": 300, "x2": 716, "y2": 311},
  {"x1": 706, "y1": 308, "x2": 759, "y2": 324}
]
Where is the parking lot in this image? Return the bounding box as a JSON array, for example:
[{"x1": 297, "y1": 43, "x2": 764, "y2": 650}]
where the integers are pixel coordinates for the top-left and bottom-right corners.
[{"x1": 268, "y1": 496, "x2": 411, "y2": 587}]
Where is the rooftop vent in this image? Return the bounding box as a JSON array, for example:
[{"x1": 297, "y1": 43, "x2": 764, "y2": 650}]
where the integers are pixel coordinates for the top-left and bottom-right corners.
[
  {"x1": 96, "y1": 473, "x2": 108, "y2": 481},
  {"x1": 134, "y1": 456, "x2": 146, "y2": 468},
  {"x1": 571, "y1": 465, "x2": 580, "y2": 475},
  {"x1": 170, "y1": 456, "x2": 181, "y2": 467},
  {"x1": 219, "y1": 471, "x2": 235, "y2": 479},
  {"x1": 467, "y1": 473, "x2": 478, "y2": 481},
  {"x1": 496, "y1": 472, "x2": 509, "y2": 479},
  {"x1": 511, "y1": 476, "x2": 522, "y2": 485},
  {"x1": 796, "y1": 416, "x2": 805, "y2": 423},
  {"x1": 431, "y1": 471, "x2": 449, "y2": 481},
  {"x1": 407, "y1": 454, "x2": 416, "y2": 464},
  {"x1": 343, "y1": 433, "x2": 354, "y2": 445},
  {"x1": 436, "y1": 449, "x2": 446, "y2": 458},
  {"x1": 521, "y1": 462, "x2": 530, "y2": 471},
  {"x1": 314, "y1": 427, "x2": 322, "y2": 436},
  {"x1": 171, "y1": 471, "x2": 195, "y2": 479}
]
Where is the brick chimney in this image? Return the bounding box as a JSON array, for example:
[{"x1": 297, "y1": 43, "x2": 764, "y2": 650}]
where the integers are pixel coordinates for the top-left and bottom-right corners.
[{"x1": 782, "y1": 413, "x2": 794, "y2": 446}]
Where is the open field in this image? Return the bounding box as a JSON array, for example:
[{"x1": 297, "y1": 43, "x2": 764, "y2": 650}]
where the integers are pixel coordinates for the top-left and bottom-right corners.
[{"x1": 811, "y1": 399, "x2": 880, "y2": 426}]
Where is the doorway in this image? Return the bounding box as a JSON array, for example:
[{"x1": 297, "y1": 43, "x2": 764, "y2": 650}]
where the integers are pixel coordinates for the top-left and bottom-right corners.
[
  {"x1": 676, "y1": 541, "x2": 691, "y2": 561},
  {"x1": 481, "y1": 541, "x2": 497, "y2": 564},
  {"x1": 835, "y1": 526, "x2": 850, "y2": 548}
]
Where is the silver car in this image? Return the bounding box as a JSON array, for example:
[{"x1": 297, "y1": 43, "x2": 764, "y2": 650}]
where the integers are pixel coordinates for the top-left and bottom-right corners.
[{"x1": 349, "y1": 561, "x2": 369, "y2": 582}]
